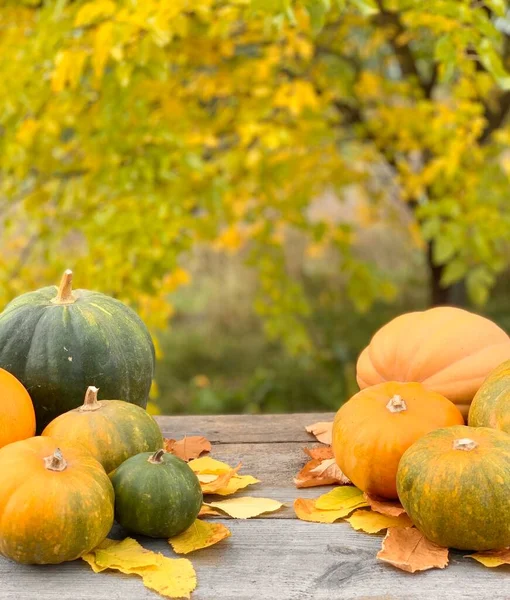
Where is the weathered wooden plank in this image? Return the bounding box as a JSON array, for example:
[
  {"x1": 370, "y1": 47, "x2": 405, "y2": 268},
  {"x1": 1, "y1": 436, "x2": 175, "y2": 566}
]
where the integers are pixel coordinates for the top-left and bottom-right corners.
[
  {"x1": 156, "y1": 413, "x2": 335, "y2": 444},
  {"x1": 1, "y1": 520, "x2": 507, "y2": 600}
]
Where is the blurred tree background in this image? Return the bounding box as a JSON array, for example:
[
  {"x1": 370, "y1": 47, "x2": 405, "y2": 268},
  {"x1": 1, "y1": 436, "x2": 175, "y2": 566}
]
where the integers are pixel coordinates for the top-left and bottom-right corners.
[{"x1": 2, "y1": 0, "x2": 510, "y2": 414}]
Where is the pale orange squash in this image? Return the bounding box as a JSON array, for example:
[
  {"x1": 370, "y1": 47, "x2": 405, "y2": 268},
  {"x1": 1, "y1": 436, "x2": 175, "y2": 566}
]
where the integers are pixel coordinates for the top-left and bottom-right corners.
[
  {"x1": 357, "y1": 307, "x2": 510, "y2": 417},
  {"x1": 0, "y1": 368, "x2": 36, "y2": 449},
  {"x1": 332, "y1": 381, "x2": 465, "y2": 499}
]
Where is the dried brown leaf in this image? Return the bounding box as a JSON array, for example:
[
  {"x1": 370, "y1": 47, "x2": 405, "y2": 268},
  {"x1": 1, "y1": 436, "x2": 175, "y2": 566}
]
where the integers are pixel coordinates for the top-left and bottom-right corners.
[
  {"x1": 304, "y1": 446, "x2": 334, "y2": 461},
  {"x1": 377, "y1": 527, "x2": 449, "y2": 573},
  {"x1": 305, "y1": 422, "x2": 333, "y2": 445},
  {"x1": 164, "y1": 436, "x2": 211, "y2": 461},
  {"x1": 198, "y1": 504, "x2": 222, "y2": 517},
  {"x1": 294, "y1": 457, "x2": 350, "y2": 488},
  {"x1": 363, "y1": 493, "x2": 407, "y2": 517}
]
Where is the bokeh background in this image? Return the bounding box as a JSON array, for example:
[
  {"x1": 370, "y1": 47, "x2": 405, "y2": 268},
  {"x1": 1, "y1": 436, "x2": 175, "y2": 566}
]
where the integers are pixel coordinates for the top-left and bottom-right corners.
[{"x1": 3, "y1": 1, "x2": 510, "y2": 415}]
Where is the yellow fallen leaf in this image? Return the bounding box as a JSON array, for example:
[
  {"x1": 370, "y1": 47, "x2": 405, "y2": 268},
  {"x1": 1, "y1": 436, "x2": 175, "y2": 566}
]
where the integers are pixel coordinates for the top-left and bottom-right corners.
[
  {"x1": 82, "y1": 538, "x2": 196, "y2": 598},
  {"x1": 346, "y1": 509, "x2": 413, "y2": 533},
  {"x1": 213, "y1": 474, "x2": 260, "y2": 495},
  {"x1": 467, "y1": 548, "x2": 510, "y2": 568},
  {"x1": 199, "y1": 467, "x2": 240, "y2": 494},
  {"x1": 198, "y1": 504, "x2": 222, "y2": 517},
  {"x1": 206, "y1": 497, "x2": 284, "y2": 519},
  {"x1": 189, "y1": 456, "x2": 233, "y2": 474},
  {"x1": 305, "y1": 421, "x2": 333, "y2": 444},
  {"x1": 315, "y1": 485, "x2": 368, "y2": 512},
  {"x1": 294, "y1": 498, "x2": 350, "y2": 523},
  {"x1": 139, "y1": 559, "x2": 196, "y2": 599},
  {"x1": 164, "y1": 436, "x2": 211, "y2": 461},
  {"x1": 377, "y1": 527, "x2": 449, "y2": 573},
  {"x1": 197, "y1": 473, "x2": 218, "y2": 484},
  {"x1": 169, "y1": 519, "x2": 231, "y2": 554},
  {"x1": 363, "y1": 493, "x2": 407, "y2": 517}
]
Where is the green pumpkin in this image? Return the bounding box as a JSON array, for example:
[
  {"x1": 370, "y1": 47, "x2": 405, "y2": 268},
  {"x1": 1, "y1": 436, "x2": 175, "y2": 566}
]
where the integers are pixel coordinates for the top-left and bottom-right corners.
[
  {"x1": 397, "y1": 425, "x2": 510, "y2": 551},
  {"x1": 42, "y1": 386, "x2": 163, "y2": 474},
  {"x1": 469, "y1": 360, "x2": 510, "y2": 433},
  {"x1": 111, "y1": 450, "x2": 203, "y2": 538},
  {"x1": 0, "y1": 270, "x2": 154, "y2": 430}
]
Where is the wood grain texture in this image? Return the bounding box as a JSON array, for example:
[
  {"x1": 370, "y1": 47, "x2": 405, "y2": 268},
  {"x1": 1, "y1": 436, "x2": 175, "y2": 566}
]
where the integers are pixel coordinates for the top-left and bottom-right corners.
[
  {"x1": 1, "y1": 413, "x2": 507, "y2": 599},
  {"x1": 156, "y1": 412, "x2": 335, "y2": 443}
]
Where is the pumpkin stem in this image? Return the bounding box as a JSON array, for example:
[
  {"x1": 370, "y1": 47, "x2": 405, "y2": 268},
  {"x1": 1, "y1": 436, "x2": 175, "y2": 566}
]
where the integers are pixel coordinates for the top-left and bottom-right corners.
[
  {"x1": 44, "y1": 448, "x2": 68, "y2": 472},
  {"x1": 453, "y1": 438, "x2": 478, "y2": 451},
  {"x1": 52, "y1": 269, "x2": 77, "y2": 305},
  {"x1": 148, "y1": 449, "x2": 166, "y2": 464},
  {"x1": 386, "y1": 394, "x2": 407, "y2": 413},
  {"x1": 80, "y1": 386, "x2": 102, "y2": 412}
]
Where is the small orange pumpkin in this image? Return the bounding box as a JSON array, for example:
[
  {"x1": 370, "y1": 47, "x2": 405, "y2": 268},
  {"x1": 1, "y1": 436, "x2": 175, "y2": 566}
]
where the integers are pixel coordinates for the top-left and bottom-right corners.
[
  {"x1": 0, "y1": 436, "x2": 114, "y2": 564},
  {"x1": 357, "y1": 307, "x2": 510, "y2": 417},
  {"x1": 332, "y1": 381, "x2": 464, "y2": 499},
  {"x1": 0, "y1": 368, "x2": 36, "y2": 449}
]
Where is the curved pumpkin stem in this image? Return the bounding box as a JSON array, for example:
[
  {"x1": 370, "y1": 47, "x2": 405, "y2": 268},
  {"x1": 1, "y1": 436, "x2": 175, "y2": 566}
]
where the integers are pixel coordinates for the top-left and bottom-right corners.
[
  {"x1": 148, "y1": 449, "x2": 166, "y2": 464},
  {"x1": 80, "y1": 386, "x2": 102, "y2": 412},
  {"x1": 386, "y1": 394, "x2": 407, "y2": 413},
  {"x1": 44, "y1": 448, "x2": 68, "y2": 472},
  {"x1": 51, "y1": 269, "x2": 77, "y2": 305},
  {"x1": 453, "y1": 438, "x2": 478, "y2": 451}
]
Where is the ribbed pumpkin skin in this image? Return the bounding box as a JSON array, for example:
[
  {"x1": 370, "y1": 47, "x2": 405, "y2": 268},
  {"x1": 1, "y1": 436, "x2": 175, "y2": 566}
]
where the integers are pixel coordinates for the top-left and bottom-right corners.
[
  {"x1": 0, "y1": 368, "x2": 36, "y2": 448},
  {"x1": 111, "y1": 451, "x2": 203, "y2": 538},
  {"x1": 42, "y1": 395, "x2": 163, "y2": 474},
  {"x1": 397, "y1": 426, "x2": 510, "y2": 551},
  {"x1": 0, "y1": 436, "x2": 114, "y2": 564},
  {"x1": 468, "y1": 360, "x2": 510, "y2": 433},
  {"x1": 332, "y1": 382, "x2": 464, "y2": 499},
  {"x1": 357, "y1": 307, "x2": 510, "y2": 417},
  {"x1": 0, "y1": 283, "x2": 154, "y2": 430}
]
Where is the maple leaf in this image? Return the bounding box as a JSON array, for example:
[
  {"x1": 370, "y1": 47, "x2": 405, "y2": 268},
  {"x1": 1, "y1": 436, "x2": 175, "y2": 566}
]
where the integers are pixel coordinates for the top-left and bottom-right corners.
[
  {"x1": 305, "y1": 422, "x2": 333, "y2": 444},
  {"x1": 164, "y1": 436, "x2": 211, "y2": 461},
  {"x1": 205, "y1": 497, "x2": 284, "y2": 519},
  {"x1": 169, "y1": 519, "x2": 231, "y2": 554},
  {"x1": 82, "y1": 538, "x2": 196, "y2": 598},
  {"x1": 363, "y1": 493, "x2": 407, "y2": 517},
  {"x1": 346, "y1": 509, "x2": 413, "y2": 533},
  {"x1": 377, "y1": 527, "x2": 449, "y2": 573},
  {"x1": 466, "y1": 548, "x2": 510, "y2": 567}
]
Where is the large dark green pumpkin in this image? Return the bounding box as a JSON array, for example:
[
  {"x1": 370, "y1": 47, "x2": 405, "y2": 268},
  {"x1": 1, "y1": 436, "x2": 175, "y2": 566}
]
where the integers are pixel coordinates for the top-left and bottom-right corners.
[
  {"x1": 397, "y1": 425, "x2": 510, "y2": 551},
  {"x1": 111, "y1": 450, "x2": 203, "y2": 538},
  {"x1": 468, "y1": 359, "x2": 510, "y2": 433},
  {"x1": 0, "y1": 271, "x2": 154, "y2": 430}
]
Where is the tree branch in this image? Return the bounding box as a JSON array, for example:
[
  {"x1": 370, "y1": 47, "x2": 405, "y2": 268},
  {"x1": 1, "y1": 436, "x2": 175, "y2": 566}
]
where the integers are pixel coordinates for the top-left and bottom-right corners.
[
  {"x1": 480, "y1": 90, "x2": 510, "y2": 143},
  {"x1": 374, "y1": 0, "x2": 436, "y2": 98}
]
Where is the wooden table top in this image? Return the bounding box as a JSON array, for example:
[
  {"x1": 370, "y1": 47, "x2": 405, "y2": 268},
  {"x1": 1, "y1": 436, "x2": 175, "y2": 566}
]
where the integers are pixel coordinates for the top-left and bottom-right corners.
[{"x1": 1, "y1": 413, "x2": 509, "y2": 599}]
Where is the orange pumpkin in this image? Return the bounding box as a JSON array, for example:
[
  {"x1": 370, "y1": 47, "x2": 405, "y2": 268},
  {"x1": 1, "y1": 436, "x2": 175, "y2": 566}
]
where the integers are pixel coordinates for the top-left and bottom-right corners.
[
  {"x1": 0, "y1": 368, "x2": 36, "y2": 449},
  {"x1": 332, "y1": 381, "x2": 464, "y2": 499},
  {"x1": 357, "y1": 307, "x2": 510, "y2": 417},
  {"x1": 0, "y1": 436, "x2": 114, "y2": 564}
]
